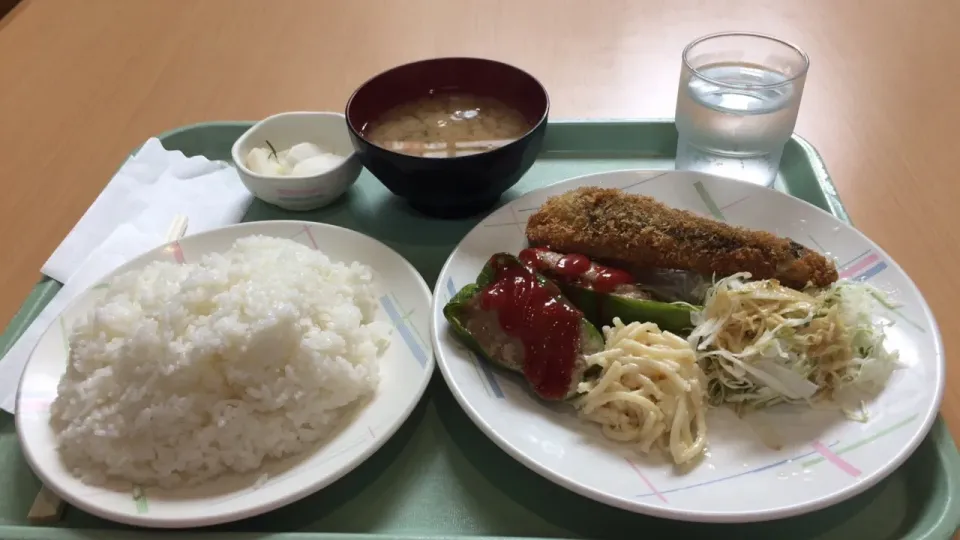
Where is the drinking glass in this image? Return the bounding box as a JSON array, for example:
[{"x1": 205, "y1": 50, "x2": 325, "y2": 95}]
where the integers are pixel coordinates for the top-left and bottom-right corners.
[{"x1": 674, "y1": 32, "x2": 809, "y2": 187}]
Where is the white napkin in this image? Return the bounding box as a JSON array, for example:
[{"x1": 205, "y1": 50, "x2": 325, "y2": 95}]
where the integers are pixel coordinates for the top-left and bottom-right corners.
[
  {"x1": 42, "y1": 138, "x2": 251, "y2": 283},
  {"x1": 0, "y1": 138, "x2": 252, "y2": 413}
]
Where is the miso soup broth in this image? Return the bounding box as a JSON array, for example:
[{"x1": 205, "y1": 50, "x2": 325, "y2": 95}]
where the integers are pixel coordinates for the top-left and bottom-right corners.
[{"x1": 363, "y1": 93, "x2": 533, "y2": 158}]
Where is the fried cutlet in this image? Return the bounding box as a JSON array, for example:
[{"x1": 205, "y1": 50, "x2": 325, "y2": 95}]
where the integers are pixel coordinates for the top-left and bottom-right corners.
[{"x1": 525, "y1": 187, "x2": 838, "y2": 290}]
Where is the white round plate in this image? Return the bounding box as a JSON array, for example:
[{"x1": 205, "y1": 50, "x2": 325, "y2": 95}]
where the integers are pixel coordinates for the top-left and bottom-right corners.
[
  {"x1": 429, "y1": 170, "x2": 944, "y2": 523},
  {"x1": 17, "y1": 220, "x2": 434, "y2": 528}
]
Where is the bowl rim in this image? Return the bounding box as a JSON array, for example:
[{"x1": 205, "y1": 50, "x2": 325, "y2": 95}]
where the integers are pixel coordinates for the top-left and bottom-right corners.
[
  {"x1": 344, "y1": 56, "x2": 551, "y2": 162},
  {"x1": 230, "y1": 111, "x2": 358, "y2": 181}
]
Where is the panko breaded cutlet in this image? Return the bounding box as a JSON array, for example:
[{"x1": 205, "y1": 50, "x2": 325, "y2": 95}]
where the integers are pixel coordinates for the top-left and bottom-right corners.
[{"x1": 525, "y1": 187, "x2": 838, "y2": 290}]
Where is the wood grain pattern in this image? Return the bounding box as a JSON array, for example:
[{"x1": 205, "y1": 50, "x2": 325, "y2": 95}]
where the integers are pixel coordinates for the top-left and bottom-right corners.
[{"x1": 0, "y1": 0, "x2": 956, "y2": 496}]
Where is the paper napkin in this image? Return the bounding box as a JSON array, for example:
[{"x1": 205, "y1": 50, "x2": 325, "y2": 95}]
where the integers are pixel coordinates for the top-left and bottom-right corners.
[{"x1": 42, "y1": 138, "x2": 251, "y2": 283}]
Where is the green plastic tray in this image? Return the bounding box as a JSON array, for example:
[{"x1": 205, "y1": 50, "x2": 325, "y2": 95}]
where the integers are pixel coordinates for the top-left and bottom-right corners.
[{"x1": 0, "y1": 120, "x2": 957, "y2": 540}]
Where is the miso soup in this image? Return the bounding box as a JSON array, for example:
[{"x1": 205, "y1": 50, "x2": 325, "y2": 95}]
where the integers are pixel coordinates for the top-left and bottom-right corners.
[{"x1": 364, "y1": 93, "x2": 533, "y2": 158}]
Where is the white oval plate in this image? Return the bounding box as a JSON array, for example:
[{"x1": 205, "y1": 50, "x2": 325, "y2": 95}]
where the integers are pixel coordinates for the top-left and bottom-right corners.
[
  {"x1": 430, "y1": 170, "x2": 944, "y2": 523},
  {"x1": 17, "y1": 220, "x2": 434, "y2": 528}
]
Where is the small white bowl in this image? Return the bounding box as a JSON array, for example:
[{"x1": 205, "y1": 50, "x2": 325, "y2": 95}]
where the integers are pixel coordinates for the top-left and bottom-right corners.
[{"x1": 231, "y1": 112, "x2": 362, "y2": 211}]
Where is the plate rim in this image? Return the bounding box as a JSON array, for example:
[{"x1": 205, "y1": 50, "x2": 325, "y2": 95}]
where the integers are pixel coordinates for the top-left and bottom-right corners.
[
  {"x1": 429, "y1": 168, "x2": 945, "y2": 523},
  {"x1": 16, "y1": 220, "x2": 436, "y2": 528}
]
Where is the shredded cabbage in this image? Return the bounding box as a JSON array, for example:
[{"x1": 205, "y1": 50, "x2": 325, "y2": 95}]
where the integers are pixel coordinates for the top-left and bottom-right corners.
[{"x1": 688, "y1": 273, "x2": 901, "y2": 416}]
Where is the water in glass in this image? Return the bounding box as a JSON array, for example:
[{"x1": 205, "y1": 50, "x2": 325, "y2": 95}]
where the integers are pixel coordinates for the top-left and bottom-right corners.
[{"x1": 675, "y1": 62, "x2": 802, "y2": 186}]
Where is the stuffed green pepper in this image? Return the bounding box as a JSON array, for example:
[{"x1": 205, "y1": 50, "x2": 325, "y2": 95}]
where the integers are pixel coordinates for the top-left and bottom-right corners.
[
  {"x1": 443, "y1": 253, "x2": 604, "y2": 400},
  {"x1": 517, "y1": 247, "x2": 700, "y2": 335}
]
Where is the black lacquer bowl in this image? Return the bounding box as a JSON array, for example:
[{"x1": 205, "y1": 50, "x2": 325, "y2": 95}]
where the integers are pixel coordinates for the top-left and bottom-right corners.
[{"x1": 345, "y1": 57, "x2": 549, "y2": 218}]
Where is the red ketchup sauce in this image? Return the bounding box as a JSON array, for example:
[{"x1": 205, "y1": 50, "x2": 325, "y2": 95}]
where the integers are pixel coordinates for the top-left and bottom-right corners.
[
  {"x1": 479, "y1": 255, "x2": 582, "y2": 400},
  {"x1": 518, "y1": 246, "x2": 551, "y2": 271},
  {"x1": 518, "y1": 248, "x2": 633, "y2": 293}
]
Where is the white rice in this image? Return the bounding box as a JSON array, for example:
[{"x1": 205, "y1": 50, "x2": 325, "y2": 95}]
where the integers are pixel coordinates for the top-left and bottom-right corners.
[{"x1": 49, "y1": 235, "x2": 390, "y2": 488}]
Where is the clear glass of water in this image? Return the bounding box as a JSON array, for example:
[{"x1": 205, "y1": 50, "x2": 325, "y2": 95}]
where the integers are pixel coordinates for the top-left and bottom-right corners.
[{"x1": 674, "y1": 32, "x2": 809, "y2": 187}]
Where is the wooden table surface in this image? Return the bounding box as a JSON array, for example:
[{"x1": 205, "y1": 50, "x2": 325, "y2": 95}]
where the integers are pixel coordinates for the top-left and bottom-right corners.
[{"x1": 0, "y1": 0, "x2": 956, "y2": 525}]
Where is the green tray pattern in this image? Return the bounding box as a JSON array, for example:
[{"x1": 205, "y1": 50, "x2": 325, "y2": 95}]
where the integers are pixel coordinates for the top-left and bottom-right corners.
[{"x1": 0, "y1": 120, "x2": 956, "y2": 540}]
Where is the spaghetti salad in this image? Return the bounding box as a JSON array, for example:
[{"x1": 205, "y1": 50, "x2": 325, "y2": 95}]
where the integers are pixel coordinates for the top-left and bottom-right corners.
[
  {"x1": 688, "y1": 272, "x2": 901, "y2": 413},
  {"x1": 575, "y1": 318, "x2": 707, "y2": 464}
]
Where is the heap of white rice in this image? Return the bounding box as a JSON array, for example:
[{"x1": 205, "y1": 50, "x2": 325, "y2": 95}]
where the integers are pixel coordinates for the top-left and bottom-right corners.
[{"x1": 49, "y1": 235, "x2": 390, "y2": 488}]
